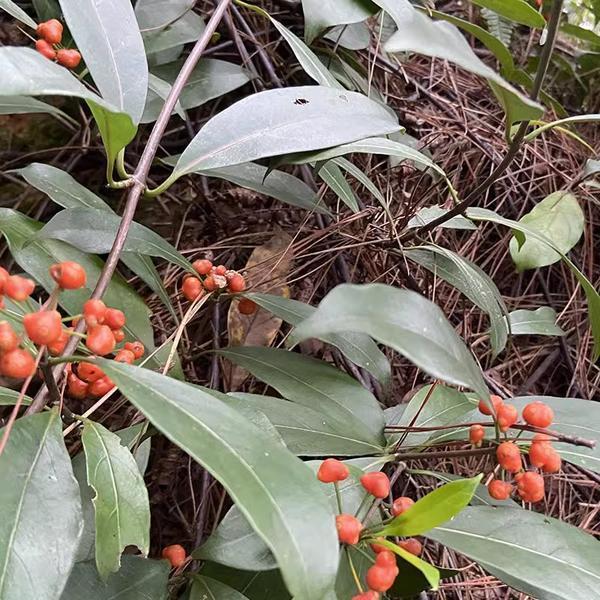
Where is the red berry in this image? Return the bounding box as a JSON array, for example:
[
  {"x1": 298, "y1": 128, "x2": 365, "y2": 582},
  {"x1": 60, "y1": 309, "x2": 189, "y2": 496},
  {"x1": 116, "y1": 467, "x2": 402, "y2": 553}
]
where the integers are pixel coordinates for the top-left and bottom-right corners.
[
  {"x1": 161, "y1": 544, "x2": 187, "y2": 569},
  {"x1": 47, "y1": 327, "x2": 70, "y2": 356},
  {"x1": 77, "y1": 362, "x2": 104, "y2": 383},
  {"x1": 540, "y1": 447, "x2": 562, "y2": 473},
  {"x1": 399, "y1": 538, "x2": 422, "y2": 556},
  {"x1": 114, "y1": 349, "x2": 135, "y2": 364},
  {"x1": 203, "y1": 275, "x2": 219, "y2": 292},
  {"x1": 352, "y1": 592, "x2": 379, "y2": 600},
  {"x1": 86, "y1": 325, "x2": 116, "y2": 356},
  {"x1": 360, "y1": 472, "x2": 390, "y2": 499},
  {"x1": 37, "y1": 19, "x2": 63, "y2": 44},
  {"x1": 0, "y1": 348, "x2": 35, "y2": 379},
  {"x1": 522, "y1": 401, "x2": 554, "y2": 428},
  {"x1": 182, "y1": 276, "x2": 204, "y2": 301},
  {"x1": 487, "y1": 479, "x2": 512, "y2": 500},
  {"x1": 317, "y1": 458, "x2": 349, "y2": 483},
  {"x1": 124, "y1": 341, "x2": 144, "y2": 359},
  {"x1": 49, "y1": 261, "x2": 86, "y2": 289},
  {"x1": 104, "y1": 308, "x2": 126, "y2": 330},
  {"x1": 56, "y1": 49, "x2": 81, "y2": 69},
  {"x1": 528, "y1": 438, "x2": 551, "y2": 468},
  {"x1": 335, "y1": 514, "x2": 363, "y2": 545},
  {"x1": 391, "y1": 496, "x2": 414, "y2": 517},
  {"x1": 370, "y1": 539, "x2": 388, "y2": 554},
  {"x1": 83, "y1": 299, "x2": 106, "y2": 327},
  {"x1": 0, "y1": 267, "x2": 9, "y2": 294},
  {"x1": 497, "y1": 404, "x2": 518, "y2": 432},
  {"x1": 375, "y1": 550, "x2": 396, "y2": 568},
  {"x1": 496, "y1": 441, "x2": 521, "y2": 473},
  {"x1": 515, "y1": 471, "x2": 545, "y2": 502},
  {"x1": 227, "y1": 273, "x2": 246, "y2": 293},
  {"x1": 192, "y1": 259, "x2": 213, "y2": 276},
  {"x1": 112, "y1": 328, "x2": 125, "y2": 343},
  {"x1": 478, "y1": 394, "x2": 503, "y2": 416},
  {"x1": 469, "y1": 424, "x2": 485, "y2": 445},
  {"x1": 214, "y1": 265, "x2": 227, "y2": 276},
  {"x1": 238, "y1": 298, "x2": 257, "y2": 315},
  {"x1": 35, "y1": 39, "x2": 56, "y2": 60},
  {"x1": 23, "y1": 310, "x2": 62, "y2": 345},
  {"x1": 88, "y1": 375, "x2": 114, "y2": 398},
  {"x1": 0, "y1": 321, "x2": 19, "y2": 353},
  {"x1": 4, "y1": 275, "x2": 35, "y2": 301},
  {"x1": 67, "y1": 373, "x2": 88, "y2": 399},
  {"x1": 366, "y1": 564, "x2": 398, "y2": 593}
]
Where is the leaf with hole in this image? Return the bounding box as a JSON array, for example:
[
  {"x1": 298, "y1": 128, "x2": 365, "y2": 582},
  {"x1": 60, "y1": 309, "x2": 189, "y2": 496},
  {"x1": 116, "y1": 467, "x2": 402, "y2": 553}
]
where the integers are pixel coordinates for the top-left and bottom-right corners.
[{"x1": 507, "y1": 307, "x2": 565, "y2": 336}]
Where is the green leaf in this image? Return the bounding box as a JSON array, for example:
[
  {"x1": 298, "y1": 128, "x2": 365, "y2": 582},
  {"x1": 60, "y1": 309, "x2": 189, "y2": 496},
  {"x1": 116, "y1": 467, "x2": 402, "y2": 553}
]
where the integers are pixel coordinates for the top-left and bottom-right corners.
[
  {"x1": 290, "y1": 283, "x2": 489, "y2": 400},
  {"x1": 390, "y1": 563, "x2": 459, "y2": 598},
  {"x1": 407, "y1": 205, "x2": 477, "y2": 230},
  {"x1": 36, "y1": 207, "x2": 193, "y2": 273},
  {"x1": 190, "y1": 576, "x2": 251, "y2": 600},
  {"x1": 0, "y1": 0, "x2": 37, "y2": 28},
  {"x1": 146, "y1": 73, "x2": 186, "y2": 122},
  {"x1": 14, "y1": 163, "x2": 176, "y2": 316},
  {"x1": 218, "y1": 346, "x2": 385, "y2": 446},
  {"x1": 81, "y1": 420, "x2": 150, "y2": 579},
  {"x1": 301, "y1": 0, "x2": 378, "y2": 43},
  {"x1": 470, "y1": 0, "x2": 545, "y2": 28},
  {"x1": 405, "y1": 245, "x2": 509, "y2": 357},
  {"x1": 428, "y1": 506, "x2": 600, "y2": 600},
  {"x1": 332, "y1": 157, "x2": 387, "y2": 209},
  {"x1": 97, "y1": 360, "x2": 340, "y2": 600},
  {"x1": 247, "y1": 292, "x2": 391, "y2": 388},
  {"x1": 59, "y1": 0, "x2": 148, "y2": 124},
  {"x1": 317, "y1": 161, "x2": 359, "y2": 212},
  {"x1": 199, "y1": 564, "x2": 289, "y2": 600},
  {"x1": 561, "y1": 23, "x2": 600, "y2": 47},
  {"x1": 167, "y1": 86, "x2": 400, "y2": 183},
  {"x1": 0, "y1": 386, "x2": 32, "y2": 405},
  {"x1": 509, "y1": 192, "x2": 584, "y2": 271},
  {"x1": 0, "y1": 411, "x2": 82, "y2": 600},
  {"x1": 61, "y1": 556, "x2": 169, "y2": 600},
  {"x1": 376, "y1": 0, "x2": 543, "y2": 126},
  {"x1": 0, "y1": 95, "x2": 69, "y2": 118},
  {"x1": 325, "y1": 22, "x2": 371, "y2": 50},
  {"x1": 376, "y1": 476, "x2": 481, "y2": 537},
  {"x1": 507, "y1": 307, "x2": 565, "y2": 336}
]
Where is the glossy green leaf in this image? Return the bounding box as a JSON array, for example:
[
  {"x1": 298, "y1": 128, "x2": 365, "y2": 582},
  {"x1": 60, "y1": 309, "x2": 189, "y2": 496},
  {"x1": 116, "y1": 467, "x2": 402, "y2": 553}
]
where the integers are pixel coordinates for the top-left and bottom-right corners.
[
  {"x1": 0, "y1": 0, "x2": 37, "y2": 26},
  {"x1": 317, "y1": 161, "x2": 359, "y2": 212},
  {"x1": 509, "y1": 192, "x2": 584, "y2": 271},
  {"x1": 376, "y1": 0, "x2": 543, "y2": 125},
  {"x1": 190, "y1": 576, "x2": 250, "y2": 600},
  {"x1": 390, "y1": 564, "x2": 459, "y2": 598},
  {"x1": 97, "y1": 360, "x2": 339, "y2": 600},
  {"x1": 470, "y1": 0, "x2": 545, "y2": 27},
  {"x1": 290, "y1": 283, "x2": 489, "y2": 400},
  {"x1": 167, "y1": 86, "x2": 400, "y2": 183},
  {"x1": 0, "y1": 95, "x2": 69, "y2": 118},
  {"x1": 140, "y1": 5, "x2": 205, "y2": 54},
  {"x1": 407, "y1": 205, "x2": 477, "y2": 230},
  {"x1": 145, "y1": 73, "x2": 185, "y2": 122},
  {"x1": 376, "y1": 476, "x2": 481, "y2": 537},
  {"x1": 81, "y1": 420, "x2": 150, "y2": 579},
  {"x1": 14, "y1": 163, "x2": 175, "y2": 315},
  {"x1": 301, "y1": 0, "x2": 377, "y2": 43},
  {"x1": 59, "y1": 0, "x2": 148, "y2": 123},
  {"x1": 332, "y1": 157, "x2": 387, "y2": 209},
  {"x1": 32, "y1": 0, "x2": 59, "y2": 20},
  {"x1": 525, "y1": 114, "x2": 600, "y2": 141},
  {"x1": 428, "y1": 506, "x2": 600, "y2": 600},
  {"x1": 561, "y1": 23, "x2": 600, "y2": 47},
  {"x1": 405, "y1": 245, "x2": 509, "y2": 356},
  {"x1": 0, "y1": 386, "x2": 32, "y2": 405},
  {"x1": 507, "y1": 307, "x2": 565, "y2": 336},
  {"x1": 0, "y1": 411, "x2": 82, "y2": 600},
  {"x1": 325, "y1": 22, "x2": 371, "y2": 50},
  {"x1": 36, "y1": 207, "x2": 193, "y2": 273},
  {"x1": 247, "y1": 292, "x2": 391, "y2": 388},
  {"x1": 199, "y1": 564, "x2": 289, "y2": 600},
  {"x1": 61, "y1": 556, "x2": 169, "y2": 600},
  {"x1": 218, "y1": 346, "x2": 385, "y2": 445}
]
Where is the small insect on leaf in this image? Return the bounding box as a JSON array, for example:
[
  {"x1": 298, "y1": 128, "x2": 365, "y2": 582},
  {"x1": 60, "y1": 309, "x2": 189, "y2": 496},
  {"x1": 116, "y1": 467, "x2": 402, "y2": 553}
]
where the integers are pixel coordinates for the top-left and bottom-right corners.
[{"x1": 294, "y1": 98, "x2": 309, "y2": 105}]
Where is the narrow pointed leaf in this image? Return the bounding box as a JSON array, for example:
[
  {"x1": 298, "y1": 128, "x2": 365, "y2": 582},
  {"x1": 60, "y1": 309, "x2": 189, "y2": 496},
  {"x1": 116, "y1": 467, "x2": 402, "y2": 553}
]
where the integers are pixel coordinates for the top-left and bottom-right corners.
[
  {"x1": 0, "y1": 386, "x2": 32, "y2": 405},
  {"x1": 0, "y1": 0, "x2": 37, "y2": 27},
  {"x1": 0, "y1": 95, "x2": 68, "y2": 118},
  {"x1": 317, "y1": 161, "x2": 359, "y2": 212},
  {"x1": 471, "y1": 0, "x2": 545, "y2": 28},
  {"x1": 301, "y1": 0, "x2": 377, "y2": 43}
]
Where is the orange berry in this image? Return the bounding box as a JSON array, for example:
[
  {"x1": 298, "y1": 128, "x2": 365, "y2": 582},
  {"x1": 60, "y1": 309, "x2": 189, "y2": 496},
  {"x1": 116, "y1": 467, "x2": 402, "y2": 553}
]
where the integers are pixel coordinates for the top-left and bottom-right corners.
[
  {"x1": 528, "y1": 439, "x2": 551, "y2": 468},
  {"x1": 203, "y1": 275, "x2": 219, "y2": 292},
  {"x1": 515, "y1": 471, "x2": 545, "y2": 502},
  {"x1": 88, "y1": 375, "x2": 114, "y2": 397},
  {"x1": 192, "y1": 259, "x2": 213, "y2": 276},
  {"x1": 37, "y1": 19, "x2": 63, "y2": 44},
  {"x1": 366, "y1": 563, "x2": 398, "y2": 593},
  {"x1": 67, "y1": 373, "x2": 88, "y2": 399},
  {"x1": 104, "y1": 308, "x2": 126, "y2": 330},
  {"x1": 35, "y1": 39, "x2": 56, "y2": 60},
  {"x1": 478, "y1": 394, "x2": 503, "y2": 416},
  {"x1": 370, "y1": 539, "x2": 388, "y2": 554},
  {"x1": 4, "y1": 275, "x2": 35, "y2": 301},
  {"x1": 317, "y1": 458, "x2": 349, "y2": 483},
  {"x1": 161, "y1": 544, "x2": 187, "y2": 569},
  {"x1": 214, "y1": 265, "x2": 227, "y2": 276},
  {"x1": 335, "y1": 514, "x2": 363, "y2": 545},
  {"x1": 0, "y1": 348, "x2": 35, "y2": 379},
  {"x1": 77, "y1": 362, "x2": 104, "y2": 383},
  {"x1": 487, "y1": 479, "x2": 512, "y2": 500},
  {"x1": 399, "y1": 538, "x2": 422, "y2": 556},
  {"x1": 375, "y1": 550, "x2": 396, "y2": 568},
  {"x1": 227, "y1": 273, "x2": 246, "y2": 293},
  {"x1": 352, "y1": 592, "x2": 379, "y2": 600},
  {"x1": 238, "y1": 298, "x2": 257, "y2": 315},
  {"x1": 23, "y1": 310, "x2": 62, "y2": 345},
  {"x1": 86, "y1": 325, "x2": 115, "y2": 356},
  {"x1": 114, "y1": 349, "x2": 135, "y2": 364},
  {"x1": 391, "y1": 496, "x2": 414, "y2": 516},
  {"x1": 49, "y1": 261, "x2": 86, "y2": 289},
  {"x1": 124, "y1": 341, "x2": 144, "y2": 359},
  {"x1": 83, "y1": 299, "x2": 106, "y2": 327},
  {"x1": 497, "y1": 404, "x2": 518, "y2": 432},
  {"x1": 496, "y1": 441, "x2": 521, "y2": 473},
  {"x1": 522, "y1": 401, "x2": 554, "y2": 428},
  {"x1": 0, "y1": 267, "x2": 9, "y2": 293},
  {"x1": 0, "y1": 321, "x2": 19, "y2": 353},
  {"x1": 112, "y1": 328, "x2": 125, "y2": 343},
  {"x1": 469, "y1": 424, "x2": 485, "y2": 445},
  {"x1": 182, "y1": 276, "x2": 204, "y2": 301},
  {"x1": 56, "y1": 49, "x2": 81, "y2": 69},
  {"x1": 360, "y1": 472, "x2": 390, "y2": 499},
  {"x1": 540, "y1": 447, "x2": 562, "y2": 473}
]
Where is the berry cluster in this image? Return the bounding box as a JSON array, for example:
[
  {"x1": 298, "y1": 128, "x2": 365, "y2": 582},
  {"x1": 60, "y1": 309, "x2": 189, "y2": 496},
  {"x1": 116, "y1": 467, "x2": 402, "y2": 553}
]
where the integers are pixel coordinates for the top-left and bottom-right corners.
[
  {"x1": 317, "y1": 459, "x2": 421, "y2": 598},
  {"x1": 471, "y1": 396, "x2": 560, "y2": 503},
  {"x1": 34, "y1": 19, "x2": 81, "y2": 68},
  {"x1": 181, "y1": 258, "x2": 256, "y2": 315}
]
